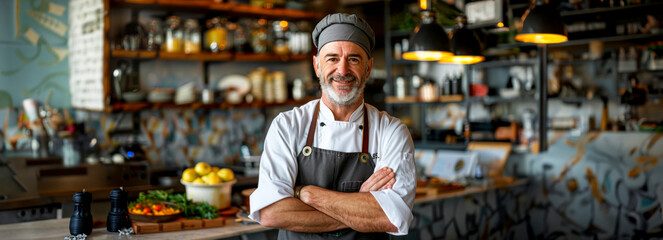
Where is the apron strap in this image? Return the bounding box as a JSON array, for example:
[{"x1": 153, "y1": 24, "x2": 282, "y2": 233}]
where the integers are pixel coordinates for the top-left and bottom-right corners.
[
  {"x1": 305, "y1": 100, "x2": 369, "y2": 154},
  {"x1": 361, "y1": 105, "x2": 369, "y2": 153},
  {"x1": 305, "y1": 101, "x2": 320, "y2": 148}
]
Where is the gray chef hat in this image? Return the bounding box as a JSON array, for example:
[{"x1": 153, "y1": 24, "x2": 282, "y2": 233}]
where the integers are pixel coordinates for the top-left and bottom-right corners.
[{"x1": 312, "y1": 13, "x2": 375, "y2": 58}]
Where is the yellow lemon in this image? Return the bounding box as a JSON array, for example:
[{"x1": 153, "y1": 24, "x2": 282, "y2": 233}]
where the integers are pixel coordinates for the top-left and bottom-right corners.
[
  {"x1": 181, "y1": 168, "x2": 198, "y2": 182},
  {"x1": 192, "y1": 177, "x2": 204, "y2": 184},
  {"x1": 217, "y1": 168, "x2": 235, "y2": 182},
  {"x1": 194, "y1": 162, "x2": 212, "y2": 176},
  {"x1": 205, "y1": 172, "x2": 222, "y2": 184},
  {"x1": 211, "y1": 166, "x2": 220, "y2": 173}
]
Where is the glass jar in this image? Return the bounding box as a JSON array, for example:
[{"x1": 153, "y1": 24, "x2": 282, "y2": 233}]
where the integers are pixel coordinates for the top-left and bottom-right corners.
[
  {"x1": 205, "y1": 17, "x2": 228, "y2": 53},
  {"x1": 272, "y1": 20, "x2": 290, "y2": 56},
  {"x1": 146, "y1": 19, "x2": 162, "y2": 51},
  {"x1": 164, "y1": 16, "x2": 183, "y2": 53},
  {"x1": 250, "y1": 19, "x2": 269, "y2": 53},
  {"x1": 183, "y1": 19, "x2": 201, "y2": 54}
]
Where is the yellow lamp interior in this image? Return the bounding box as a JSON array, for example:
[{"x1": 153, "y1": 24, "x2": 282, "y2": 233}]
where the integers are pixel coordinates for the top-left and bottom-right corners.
[
  {"x1": 420, "y1": 0, "x2": 428, "y2": 10},
  {"x1": 515, "y1": 33, "x2": 568, "y2": 44},
  {"x1": 438, "y1": 55, "x2": 485, "y2": 64},
  {"x1": 402, "y1": 51, "x2": 452, "y2": 61}
]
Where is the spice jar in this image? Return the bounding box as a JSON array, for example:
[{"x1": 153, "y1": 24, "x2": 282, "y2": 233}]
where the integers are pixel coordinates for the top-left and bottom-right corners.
[
  {"x1": 272, "y1": 21, "x2": 290, "y2": 56},
  {"x1": 205, "y1": 17, "x2": 227, "y2": 53},
  {"x1": 146, "y1": 19, "x2": 162, "y2": 51},
  {"x1": 250, "y1": 19, "x2": 269, "y2": 53},
  {"x1": 164, "y1": 16, "x2": 183, "y2": 53},
  {"x1": 183, "y1": 19, "x2": 201, "y2": 54}
]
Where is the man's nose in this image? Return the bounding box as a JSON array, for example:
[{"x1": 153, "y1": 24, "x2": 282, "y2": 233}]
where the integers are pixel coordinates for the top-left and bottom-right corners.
[{"x1": 335, "y1": 60, "x2": 349, "y2": 76}]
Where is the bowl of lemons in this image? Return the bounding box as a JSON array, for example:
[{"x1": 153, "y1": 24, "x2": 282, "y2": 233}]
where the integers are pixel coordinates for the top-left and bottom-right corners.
[{"x1": 180, "y1": 162, "x2": 236, "y2": 210}]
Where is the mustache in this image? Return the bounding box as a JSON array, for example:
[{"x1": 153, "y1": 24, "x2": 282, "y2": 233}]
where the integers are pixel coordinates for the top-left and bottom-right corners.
[{"x1": 327, "y1": 74, "x2": 357, "y2": 81}]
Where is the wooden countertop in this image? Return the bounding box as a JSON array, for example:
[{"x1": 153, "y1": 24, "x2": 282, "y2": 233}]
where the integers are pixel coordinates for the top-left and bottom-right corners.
[
  {"x1": 414, "y1": 179, "x2": 528, "y2": 204},
  {"x1": 0, "y1": 218, "x2": 271, "y2": 240},
  {"x1": 0, "y1": 179, "x2": 527, "y2": 239}
]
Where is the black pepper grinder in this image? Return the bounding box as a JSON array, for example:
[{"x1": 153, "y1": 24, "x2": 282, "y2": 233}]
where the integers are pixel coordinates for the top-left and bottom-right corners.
[
  {"x1": 107, "y1": 187, "x2": 131, "y2": 232},
  {"x1": 69, "y1": 190, "x2": 93, "y2": 236}
]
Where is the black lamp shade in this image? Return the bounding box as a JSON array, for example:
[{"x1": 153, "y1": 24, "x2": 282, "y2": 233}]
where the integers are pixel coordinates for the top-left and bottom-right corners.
[
  {"x1": 516, "y1": 3, "x2": 568, "y2": 44},
  {"x1": 451, "y1": 28, "x2": 481, "y2": 56},
  {"x1": 439, "y1": 22, "x2": 485, "y2": 64},
  {"x1": 402, "y1": 16, "x2": 452, "y2": 61}
]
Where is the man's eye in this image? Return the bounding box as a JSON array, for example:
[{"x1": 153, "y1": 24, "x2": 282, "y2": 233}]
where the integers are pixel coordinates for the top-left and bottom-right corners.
[
  {"x1": 349, "y1": 58, "x2": 360, "y2": 64},
  {"x1": 327, "y1": 58, "x2": 337, "y2": 62}
]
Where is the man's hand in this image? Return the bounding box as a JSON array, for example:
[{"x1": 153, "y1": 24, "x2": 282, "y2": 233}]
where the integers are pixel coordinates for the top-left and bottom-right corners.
[{"x1": 360, "y1": 167, "x2": 395, "y2": 192}]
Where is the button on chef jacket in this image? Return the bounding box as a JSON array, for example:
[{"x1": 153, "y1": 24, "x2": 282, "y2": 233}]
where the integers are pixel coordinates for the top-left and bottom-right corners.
[{"x1": 249, "y1": 99, "x2": 416, "y2": 235}]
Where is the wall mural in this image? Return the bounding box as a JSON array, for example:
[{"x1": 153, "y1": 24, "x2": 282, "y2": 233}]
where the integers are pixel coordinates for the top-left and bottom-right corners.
[
  {"x1": 0, "y1": 0, "x2": 70, "y2": 108},
  {"x1": 0, "y1": 0, "x2": 70, "y2": 151},
  {"x1": 405, "y1": 132, "x2": 663, "y2": 239}
]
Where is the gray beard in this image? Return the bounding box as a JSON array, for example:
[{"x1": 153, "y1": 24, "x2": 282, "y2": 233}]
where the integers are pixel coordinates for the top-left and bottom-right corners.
[{"x1": 320, "y1": 74, "x2": 366, "y2": 107}]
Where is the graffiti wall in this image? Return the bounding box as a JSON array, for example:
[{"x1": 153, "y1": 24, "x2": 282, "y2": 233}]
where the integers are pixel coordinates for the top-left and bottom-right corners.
[{"x1": 405, "y1": 132, "x2": 663, "y2": 239}]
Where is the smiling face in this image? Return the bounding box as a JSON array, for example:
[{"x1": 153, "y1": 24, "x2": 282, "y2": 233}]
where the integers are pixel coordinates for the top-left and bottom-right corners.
[{"x1": 314, "y1": 41, "x2": 373, "y2": 107}]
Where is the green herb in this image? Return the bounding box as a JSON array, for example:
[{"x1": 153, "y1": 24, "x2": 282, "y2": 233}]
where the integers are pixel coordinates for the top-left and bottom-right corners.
[{"x1": 130, "y1": 189, "x2": 220, "y2": 219}]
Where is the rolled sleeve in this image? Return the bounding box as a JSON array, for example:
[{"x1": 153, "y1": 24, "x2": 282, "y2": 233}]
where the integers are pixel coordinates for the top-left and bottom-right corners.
[
  {"x1": 372, "y1": 121, "x2": 416, "y2": 235},
  {"x1": 247, "y1": 113, "x2": 299, "y2": 223},
  {"x1": 248, "y1": 178, "x2": 294, "y2": 223}
]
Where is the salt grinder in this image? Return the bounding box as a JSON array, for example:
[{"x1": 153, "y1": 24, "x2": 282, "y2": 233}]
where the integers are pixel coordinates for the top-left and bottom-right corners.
[
  {"x1": 107, "y1": 187, "x2": 131, "y2": 232},
  {"x1": 69, "y1": 190, "x2": 93, "y2": 235}
]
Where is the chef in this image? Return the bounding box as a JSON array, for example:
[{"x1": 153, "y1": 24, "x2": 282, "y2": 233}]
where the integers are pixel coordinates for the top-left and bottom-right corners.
[{"x1": 248, "y1": 13, "x2": 416, "y2": 239}]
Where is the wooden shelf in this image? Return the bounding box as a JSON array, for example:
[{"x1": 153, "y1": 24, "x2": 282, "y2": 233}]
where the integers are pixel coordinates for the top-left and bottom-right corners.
[
  {"x1": 111, "y1": 0, "x2": 323, "y2": 20},
  {"x1": 159, "y1": 51, "x2": 233, "y2": 61},
  {"x1": 110, "y1": 50, "x2": 310, "y2": 62},
  {"x1": 111, "y1": 49, "x2": 157, "y2": 58},
  {"x1": 111, "y1": 97, "x2": 316, "y2": 112},
  {"x1": 234, "y1": 53, "x2": 310, "y2": 62},
  {"x1": 386, "y1": 95, "x2": 464, "y2": 104}
]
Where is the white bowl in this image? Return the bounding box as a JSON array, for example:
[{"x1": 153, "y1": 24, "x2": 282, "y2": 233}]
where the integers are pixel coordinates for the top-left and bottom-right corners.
[{"x1": 180, "y1": 179, "x2": 236, "y2": 209}]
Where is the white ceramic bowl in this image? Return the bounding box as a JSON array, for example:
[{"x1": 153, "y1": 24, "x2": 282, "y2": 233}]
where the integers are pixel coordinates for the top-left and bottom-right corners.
[{"x1": 180, "y1": 179, "x2": 237, "y2": 209}]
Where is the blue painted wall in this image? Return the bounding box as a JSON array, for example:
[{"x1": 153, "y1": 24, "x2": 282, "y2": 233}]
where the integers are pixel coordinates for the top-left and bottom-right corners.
[{"x1": 0, "y1": 0, "x2": 70, "y2": 109}]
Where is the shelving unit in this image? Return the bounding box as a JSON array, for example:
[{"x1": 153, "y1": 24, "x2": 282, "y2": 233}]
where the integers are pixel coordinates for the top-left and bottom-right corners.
[
  {"x1": 88, "y1": 0, "x2": 323, "y2": 113},
  {"x1": 382, "y1": 0, "x2": 663, "y2": 150}
]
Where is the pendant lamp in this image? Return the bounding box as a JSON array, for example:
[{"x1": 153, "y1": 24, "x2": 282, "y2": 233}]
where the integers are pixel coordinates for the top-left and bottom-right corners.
[
  {"x1": 402, "y1": 1, "x2": 452, "y2": 61},
  {"x1": 515, "y1": 0, "x2": 567, "y2": 152},
  {"x1": 515, "y1": 0, "x2": 568, "y2": 44},
  {"x1": 439, "y1": 16, "x2": 484, "y2": 64}
]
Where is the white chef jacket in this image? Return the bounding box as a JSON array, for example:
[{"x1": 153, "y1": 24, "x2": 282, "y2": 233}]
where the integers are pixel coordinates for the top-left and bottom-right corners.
[{"x1": 249, "y1": 99, "x2": 416, "y2": 235}]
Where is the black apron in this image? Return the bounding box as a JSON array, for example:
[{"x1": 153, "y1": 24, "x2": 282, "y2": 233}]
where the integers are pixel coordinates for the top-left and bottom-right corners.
[{"x1": 278, "y1": 102, "x2": 389, "y2": 240}]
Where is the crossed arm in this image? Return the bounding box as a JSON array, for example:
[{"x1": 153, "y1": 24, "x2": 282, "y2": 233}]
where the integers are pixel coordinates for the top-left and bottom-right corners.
[{"x1": 259, "y1": 167, "x2": 398, "y2": 233}]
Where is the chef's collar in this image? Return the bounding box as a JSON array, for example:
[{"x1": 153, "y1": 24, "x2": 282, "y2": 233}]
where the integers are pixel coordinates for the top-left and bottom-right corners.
[{"x1": 319, "y1": 100, "x2": 365, "y2": 123}]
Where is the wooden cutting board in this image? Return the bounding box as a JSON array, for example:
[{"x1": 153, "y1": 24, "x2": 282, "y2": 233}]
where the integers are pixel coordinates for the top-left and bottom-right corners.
[
  {"x1": 132, "y1": 217, "x2": 228, "y2": 234},
  {"x1": 132, "y1": 206, "x2": 241, "y2": 234}
]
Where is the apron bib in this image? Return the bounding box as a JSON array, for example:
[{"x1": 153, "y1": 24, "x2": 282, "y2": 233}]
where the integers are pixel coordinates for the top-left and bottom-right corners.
[{"x1": 278, "y1": 102, "x2": 389, "y2": 240}]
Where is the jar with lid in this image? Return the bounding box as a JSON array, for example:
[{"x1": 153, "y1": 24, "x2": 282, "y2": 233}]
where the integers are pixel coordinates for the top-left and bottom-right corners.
[
  {"x1": 250, "y1": 19, "x2": 269, "y2": 53},
  {"x1": 183, "y1": 19, "x2": 201, "y2": 54},
  {"x1": 205, "y1": 17, "x2": 227, "y2": 53},
  {"x1": 164, "y1": 16, "x2": 183, "y2": 53},
  {"x1": 271, "y1": 21, "x2": 290, "y2": 56},
  {"x1": 146, "y1": 19, "x2": 162, "y2": 51}
]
